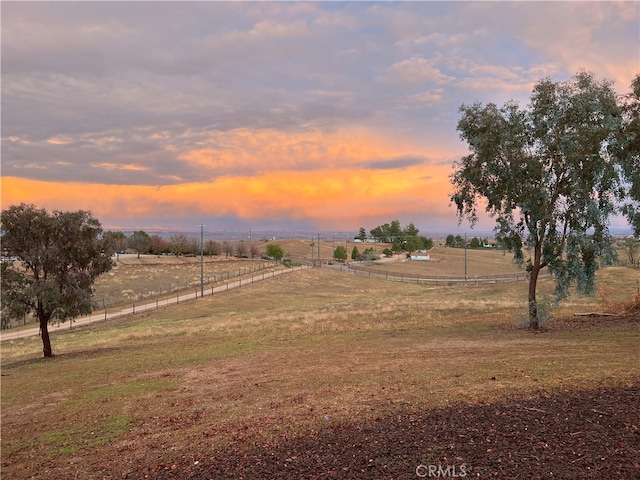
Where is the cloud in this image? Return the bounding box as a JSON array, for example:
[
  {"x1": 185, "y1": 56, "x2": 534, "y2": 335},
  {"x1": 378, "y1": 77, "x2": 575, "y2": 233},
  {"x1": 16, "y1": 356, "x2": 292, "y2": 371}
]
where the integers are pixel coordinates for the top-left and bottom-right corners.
[
  {"x1": 1, "y1": 1, "x2": 637, "y2": 233},
  {"x1": 380, "y1": 57, "x2": 455, "y2": 86},
  {"x1": 1, "y1": 161, "x2": 455, "y2": 230},
  {"x1": 363, "y1": 156, "x2": 426, "y2": 170},
  {"x1": 249, "y1": 18, "x2": 309, "y2": 39}
]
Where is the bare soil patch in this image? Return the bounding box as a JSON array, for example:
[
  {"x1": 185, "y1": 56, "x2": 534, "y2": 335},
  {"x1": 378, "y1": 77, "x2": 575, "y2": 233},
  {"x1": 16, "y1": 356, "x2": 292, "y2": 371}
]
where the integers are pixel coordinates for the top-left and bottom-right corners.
[{"x1": 142, "y1": 383, "x2": 640, "y2": 480}]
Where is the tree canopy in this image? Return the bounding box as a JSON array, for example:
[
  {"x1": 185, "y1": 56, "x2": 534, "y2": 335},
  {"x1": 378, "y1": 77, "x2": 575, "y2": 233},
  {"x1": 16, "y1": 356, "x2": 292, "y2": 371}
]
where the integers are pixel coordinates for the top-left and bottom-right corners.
[
  {"x1": 614, "y1": 74, "x2": 640, "y2": 235},
  {"x1": 333, "y1": 245, "x2": 347, "y2": 262},
  {"x1": 369, "y1": 220, "x2": 433, "y2": 252},
  {"x1": 266, "y1": 243, "x2": 285, "y2": 261},
  {"x1": 127, "y1": 230, "x2": 152, "y2": 258},
  {"x1": 451, "y1": 71, "x2": 623, "y2": 329},
  {"x1": 1, "y1": 204, "x2": 115, "y2": 356}
]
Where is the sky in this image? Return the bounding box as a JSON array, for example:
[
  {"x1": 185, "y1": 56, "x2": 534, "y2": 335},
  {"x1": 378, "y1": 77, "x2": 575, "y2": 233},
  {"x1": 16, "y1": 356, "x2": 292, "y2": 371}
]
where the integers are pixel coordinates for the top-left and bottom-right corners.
[{"x1": 1, "y1": 1, "x2": 638, "y2": 236}]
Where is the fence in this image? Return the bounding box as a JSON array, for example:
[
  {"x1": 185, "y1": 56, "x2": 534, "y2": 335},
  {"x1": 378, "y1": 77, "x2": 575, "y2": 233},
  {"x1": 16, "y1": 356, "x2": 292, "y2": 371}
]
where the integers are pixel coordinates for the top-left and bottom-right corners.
[
  {"x1": 330, "y1": 263, "x2": 547, "y2": 285},
  {"x1": 96, "y1": 261, "x2": 277, "y2": 310},
  {"x1": 0, "y1": 265, "x2": 305, "y2": 340}
]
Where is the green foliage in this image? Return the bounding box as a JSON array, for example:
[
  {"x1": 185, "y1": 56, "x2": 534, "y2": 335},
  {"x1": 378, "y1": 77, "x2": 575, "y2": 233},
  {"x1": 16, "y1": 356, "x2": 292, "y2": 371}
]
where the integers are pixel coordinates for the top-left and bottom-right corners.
[
  {"x1": 445, "y1": 234, "x2": 455, "y2": 247},
  {"x1": 356, "y1": 247, "x2": 380, "y2": 261},
  {"x1": 357, "y1": 227, "x2": 367, "y2": 241},
  {"x1": 382, "y1": 248, "x2": 393, "y2": 257},
  {"x1": 369, "y1": 219, "x2": 433, "y2": 252},
  {"x1": 452, "y1": 71, "x2": 622, "y2": 328},
  {"x1": 613, "y1": 74, "x2": 640, "y2": 236},
  {"x1": 470, "y1": 237, "x2": 481, "y2": 248},
  {"x1": 1, "y1": 203, "x2": 115, "y2": 356},
  {"x1": 370, "y1": 219, "x2": 402, "y2": 242},
  {"x1": 266, "y1": 243, "x2": 285, "y2": 261},
  {"x1": 333, "y1": 245, "x2": 347, "y2": 262},
  {"x1": 623, "y1": 237, "x2": 640, "y2": 265},
  {"x1": 351, "y1": 246, "x2": 359, "y2": 260}
]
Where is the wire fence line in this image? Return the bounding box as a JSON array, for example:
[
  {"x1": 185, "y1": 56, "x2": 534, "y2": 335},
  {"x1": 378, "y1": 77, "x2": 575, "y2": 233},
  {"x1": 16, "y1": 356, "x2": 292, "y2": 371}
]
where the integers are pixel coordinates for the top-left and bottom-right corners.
[
  {"x1": 326, "y1": 262, "x2": 549, "y2": 284},
  {"x1": 96, "y1": 260, "x2": 278, "y2": 309},
  {"x1": 0, "y1": 259, "x2": 551, "y2": 342},
  {"x1": 0, "y1": 265, "x2": 306, "y2": 342}
]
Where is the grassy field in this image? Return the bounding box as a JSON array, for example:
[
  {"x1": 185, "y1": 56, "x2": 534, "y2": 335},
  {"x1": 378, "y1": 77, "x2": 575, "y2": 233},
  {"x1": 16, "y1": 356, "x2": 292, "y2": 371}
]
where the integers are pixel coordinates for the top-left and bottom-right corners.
[{"x1": 1, "y1": 248, "x2": 638, "y2": 479}]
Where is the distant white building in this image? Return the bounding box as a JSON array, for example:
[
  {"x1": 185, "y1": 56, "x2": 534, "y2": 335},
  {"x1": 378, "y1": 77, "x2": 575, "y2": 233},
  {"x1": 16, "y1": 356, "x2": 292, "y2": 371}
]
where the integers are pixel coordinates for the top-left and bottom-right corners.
[{"x1": 410, "y1": 254, "x2": 430, "y2": 261}]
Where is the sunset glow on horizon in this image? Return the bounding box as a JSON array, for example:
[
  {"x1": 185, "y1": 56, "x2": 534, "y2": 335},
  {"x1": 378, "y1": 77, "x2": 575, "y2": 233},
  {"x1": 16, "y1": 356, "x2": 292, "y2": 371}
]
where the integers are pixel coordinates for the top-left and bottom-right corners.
[{"x1": 2, "y1": 2, "x2": 638, "y2": 234}]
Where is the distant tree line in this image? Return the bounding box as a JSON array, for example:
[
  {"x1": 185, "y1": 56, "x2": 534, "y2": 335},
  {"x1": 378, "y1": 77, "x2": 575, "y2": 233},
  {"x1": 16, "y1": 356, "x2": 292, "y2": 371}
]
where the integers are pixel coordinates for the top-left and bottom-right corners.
[
  {"x1": 356, "y1": 220, "x2": 434, "y2": 254},
  {"x1": 102, "y1": 230, "x2": 262, "y2": 258},
  {"x1": 444, "y1": 235, "x2": 491, "y2": 248}
]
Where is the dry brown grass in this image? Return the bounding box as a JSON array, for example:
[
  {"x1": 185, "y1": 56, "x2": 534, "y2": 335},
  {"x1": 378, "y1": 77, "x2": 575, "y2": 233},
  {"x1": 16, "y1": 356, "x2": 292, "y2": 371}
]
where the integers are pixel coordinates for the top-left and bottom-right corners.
[{"x1": 93, "y1": 255, "x2": 276, "y2": 307}]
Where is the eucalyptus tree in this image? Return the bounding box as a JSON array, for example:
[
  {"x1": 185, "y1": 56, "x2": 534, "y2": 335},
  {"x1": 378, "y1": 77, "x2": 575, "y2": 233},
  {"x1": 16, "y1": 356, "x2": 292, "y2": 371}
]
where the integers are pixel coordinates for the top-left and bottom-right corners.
[
  {"x1": 451, "y1": 71, "x2": 622, "y2": 329},
  {"x1": 1, "y1": 204, "x2": 114, "y2": 357},
  {"x1": 614, "y1": 74, "x2": 640, "y2": 235}
]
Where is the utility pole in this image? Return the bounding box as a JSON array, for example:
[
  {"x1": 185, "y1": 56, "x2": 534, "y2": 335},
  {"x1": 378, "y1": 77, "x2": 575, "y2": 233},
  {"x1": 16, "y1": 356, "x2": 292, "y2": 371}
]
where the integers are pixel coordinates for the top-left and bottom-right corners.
[
  {"x1": 200, "y1": 224, "x2": 205, "y2": 298},
  {"x1": 464, "y1": 232, "x2": 467, "y2": 280}
]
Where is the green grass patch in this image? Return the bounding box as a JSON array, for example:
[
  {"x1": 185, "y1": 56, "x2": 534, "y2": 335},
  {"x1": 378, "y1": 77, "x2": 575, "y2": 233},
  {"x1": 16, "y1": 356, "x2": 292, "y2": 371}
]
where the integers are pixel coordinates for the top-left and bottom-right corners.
[{"x1": 39, "y1": 414, "x2": 132, "y2": 455}]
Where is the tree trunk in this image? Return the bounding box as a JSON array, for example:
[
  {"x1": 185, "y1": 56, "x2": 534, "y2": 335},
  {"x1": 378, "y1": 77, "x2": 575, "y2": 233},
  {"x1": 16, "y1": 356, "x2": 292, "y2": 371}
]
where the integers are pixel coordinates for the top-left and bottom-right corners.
[
  {"x1": 528, "y1": 242, "x2": 543, "y2": 330},
  {"x1": 40, "y1": 316, "x2": 53, "y2": 357}
]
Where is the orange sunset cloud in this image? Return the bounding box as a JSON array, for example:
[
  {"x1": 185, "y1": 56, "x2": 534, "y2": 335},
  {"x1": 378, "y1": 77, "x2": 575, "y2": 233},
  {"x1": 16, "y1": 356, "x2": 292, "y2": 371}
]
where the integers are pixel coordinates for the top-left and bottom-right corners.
[{"x1": 1, "y1": 162, "x2": 454, "y2": 230}]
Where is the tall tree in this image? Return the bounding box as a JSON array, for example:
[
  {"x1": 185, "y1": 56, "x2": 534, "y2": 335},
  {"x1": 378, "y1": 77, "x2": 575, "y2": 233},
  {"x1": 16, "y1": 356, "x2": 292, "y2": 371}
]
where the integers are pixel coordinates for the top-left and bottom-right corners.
[
  {"x1": 1, "y1": 204, "x2": 114, "y2": 357},
  {"x1": 451, "y1": 71, "x2": 622, "y2": 329},
  {"x1": 614, "y1": 74, "x2": 640, "y2": 235},
  {"x1": 127, "y1": 230, "x2": 152, "y2": 258}
]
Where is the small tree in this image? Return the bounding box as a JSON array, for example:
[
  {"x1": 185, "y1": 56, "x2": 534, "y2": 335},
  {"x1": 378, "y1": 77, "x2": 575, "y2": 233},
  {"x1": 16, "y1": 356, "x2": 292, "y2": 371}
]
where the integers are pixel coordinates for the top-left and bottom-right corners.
[
  {"x1": 333, "y1": 245, "x2": 347, "y2": 262},
  {"x1": 0, "y1": 204, "x2": 114, "y2": 357},
  {"x1": 357, "y1": 227, "x2": 367, "y2": 241},
  {"x1": 420, "y1": 236, "x2": 434, "y2": 250},
  {"x1": 266, "y1": 243, "x2": 284, "y2": 261},
  {"x1": 103, "y1": 230, "x2": 127, "y2": 253},
  {"x1": 127, "y1": 230, "x2": 152, "y2": 258},
  {"x1": 222, "y1": 241, "x2": 234, "y2": 258},
  {"x1": 168, "y1": 233, "x2": 189, "y2": 256},
  {"x1": 623, "y1": 237, "x2": 640, "y2": 266},
  {"x1": 236, "y1": 241, "x2": 248, "y2": 258},
  {"x1": 150, "y1": 234, "x2": 168, "y2": 256},
  {"x1": 205, "y1": 240, "x2": 221, "y2": 256},
  {"x1": 451, "y1": 71, "x2": 621, "y2": 329},
  {"x1": 445, "y1": 234, "x2": 455, "y2": 247},
  {"x1": 351, "y1": 246, "x2": 359, "y2": 261}
]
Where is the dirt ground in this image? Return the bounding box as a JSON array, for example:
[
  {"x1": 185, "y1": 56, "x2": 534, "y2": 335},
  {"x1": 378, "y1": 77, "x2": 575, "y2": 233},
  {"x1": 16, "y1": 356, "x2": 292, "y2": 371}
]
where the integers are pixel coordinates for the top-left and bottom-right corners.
[{"x1": 135, "y1": 383, "x2": 639, "y2": 480}]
